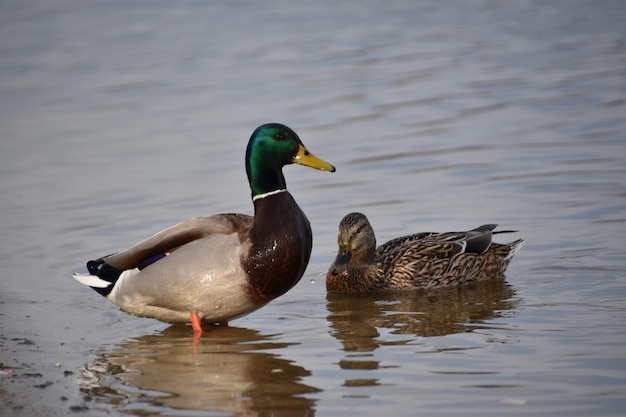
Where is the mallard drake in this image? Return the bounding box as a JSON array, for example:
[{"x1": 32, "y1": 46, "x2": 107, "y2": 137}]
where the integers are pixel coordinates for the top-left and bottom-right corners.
[
  {"x1": 73, "y1": 123, "x2": 335, "y2": 333},
  {"x1": 326, "y1": 212, "x2": 524, "y2": 292}
]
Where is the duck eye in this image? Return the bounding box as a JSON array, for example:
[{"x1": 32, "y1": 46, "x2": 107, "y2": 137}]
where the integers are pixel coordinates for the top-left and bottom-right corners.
[{"x1": 274, "y1": 133, "x2": 285, "y2": 140}]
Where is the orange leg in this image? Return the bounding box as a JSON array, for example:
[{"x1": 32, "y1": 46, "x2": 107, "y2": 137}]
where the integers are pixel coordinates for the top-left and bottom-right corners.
[{"x1": 190, "y1": 311, "x2": 203, "y2": 336}]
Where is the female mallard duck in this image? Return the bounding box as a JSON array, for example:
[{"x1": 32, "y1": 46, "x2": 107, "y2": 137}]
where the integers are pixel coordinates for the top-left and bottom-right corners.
[
  {"x1": 73, "y1": 123, "x2": 335, "y2": 333},
  {"x1": 326, "y1": 212, "x2": 524, "y2": 292}
]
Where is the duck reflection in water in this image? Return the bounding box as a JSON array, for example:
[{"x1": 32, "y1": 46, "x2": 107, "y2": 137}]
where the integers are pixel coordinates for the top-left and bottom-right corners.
[
  {"x1": 79, "y1": 325, "x2": 319, "y2": 416},
  {"x1": 326, "y1": 278, "x2": 519, "y2": 354}
]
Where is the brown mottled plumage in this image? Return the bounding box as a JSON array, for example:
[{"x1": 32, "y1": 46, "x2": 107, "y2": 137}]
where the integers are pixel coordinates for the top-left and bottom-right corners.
[{"x1": 326, "y1": 212, "x2": 524, "y2": 293}]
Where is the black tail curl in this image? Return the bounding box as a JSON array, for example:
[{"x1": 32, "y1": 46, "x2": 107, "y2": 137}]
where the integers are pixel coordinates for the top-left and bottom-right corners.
[{"x1": 86, "y1": 258, "x2": 123, "y2": 297}]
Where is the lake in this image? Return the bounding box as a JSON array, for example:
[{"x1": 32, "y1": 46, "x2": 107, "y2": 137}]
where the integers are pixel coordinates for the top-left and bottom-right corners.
[{"x1": 1, "y1": 1, "x2": 625, "y2": 416}]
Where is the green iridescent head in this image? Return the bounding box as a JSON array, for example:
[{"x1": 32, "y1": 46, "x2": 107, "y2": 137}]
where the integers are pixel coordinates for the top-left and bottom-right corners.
[{"x1": 245, "y1": 123, "x2": 335, "y2": 198}]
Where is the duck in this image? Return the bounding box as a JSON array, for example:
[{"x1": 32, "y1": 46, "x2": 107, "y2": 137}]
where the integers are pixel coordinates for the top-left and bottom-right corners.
[
  {"x1": 326, "y1": 212, "x2": 524, "y2": 293},
  {"x1": 73, "y1": 123, "x2": 335, "y2": 334}
]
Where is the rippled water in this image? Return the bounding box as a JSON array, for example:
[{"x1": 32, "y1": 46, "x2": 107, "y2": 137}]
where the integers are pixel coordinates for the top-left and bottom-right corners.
[{"x1": 1, "y1": 1, "x2": 625, "y2": 416}]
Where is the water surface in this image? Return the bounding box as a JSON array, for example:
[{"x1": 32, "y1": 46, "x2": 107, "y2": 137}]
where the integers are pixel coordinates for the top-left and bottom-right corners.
[{"x1": 1, "y1": 1, "x2": 625, "y2": 416}]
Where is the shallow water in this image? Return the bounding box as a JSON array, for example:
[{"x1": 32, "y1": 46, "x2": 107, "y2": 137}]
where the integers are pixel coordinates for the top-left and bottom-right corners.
[{"x1": 1, "y1": 1, "x2": 626, "y2": 416}]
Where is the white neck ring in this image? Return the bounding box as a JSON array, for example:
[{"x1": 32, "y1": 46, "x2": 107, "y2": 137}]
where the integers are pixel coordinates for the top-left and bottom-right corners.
[{"x1": 253, "y1": 189, "x2": 287, "y2": 201}]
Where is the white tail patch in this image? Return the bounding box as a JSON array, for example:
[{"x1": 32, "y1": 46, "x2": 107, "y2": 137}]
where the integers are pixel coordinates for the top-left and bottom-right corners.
[
  {"x1": 506, "y1": 239, "x2": 525, "y2": 260},
  {"x1": 72, "y1": 273, "x2": 112, "y2": 288}
]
